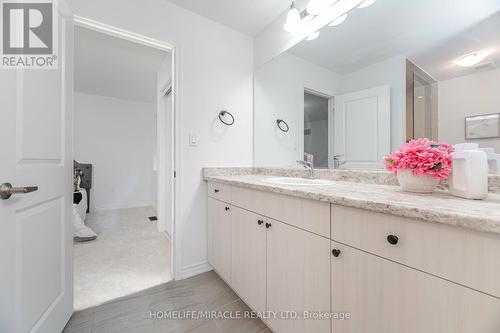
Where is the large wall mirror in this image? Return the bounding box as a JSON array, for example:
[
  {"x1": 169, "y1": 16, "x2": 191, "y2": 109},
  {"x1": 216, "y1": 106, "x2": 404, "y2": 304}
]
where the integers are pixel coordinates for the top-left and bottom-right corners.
[{"x1": 254, "y1": 0, "x2": 500, "y2": 170}]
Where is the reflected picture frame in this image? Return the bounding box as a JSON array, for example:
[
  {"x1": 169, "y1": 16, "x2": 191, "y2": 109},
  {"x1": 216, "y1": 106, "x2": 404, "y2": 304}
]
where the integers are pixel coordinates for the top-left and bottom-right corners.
[{"x1": 465, "y1": 113, "x2": 500, "y2": 140}]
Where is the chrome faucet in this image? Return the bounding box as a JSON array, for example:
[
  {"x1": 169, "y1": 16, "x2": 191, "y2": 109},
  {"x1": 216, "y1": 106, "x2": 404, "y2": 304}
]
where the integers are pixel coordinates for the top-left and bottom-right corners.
[
  {"x1": 333, "y1": 154, "x2": 346, "y2": 169},
  {"x1": 297, "y1": 160, "x2": 315, "y2": 179}
]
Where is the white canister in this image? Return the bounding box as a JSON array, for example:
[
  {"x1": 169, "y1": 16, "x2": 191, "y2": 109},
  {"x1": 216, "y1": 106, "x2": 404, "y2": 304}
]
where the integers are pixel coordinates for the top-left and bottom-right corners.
[{"x1": 448, "y1": 150, "x2": 488, "y2": 199}]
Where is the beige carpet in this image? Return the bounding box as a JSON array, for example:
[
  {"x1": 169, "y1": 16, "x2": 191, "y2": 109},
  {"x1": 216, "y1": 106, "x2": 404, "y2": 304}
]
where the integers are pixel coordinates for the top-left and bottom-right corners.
[{"x1": 74, "y1": 206, "x2": 172, "y2": 310}]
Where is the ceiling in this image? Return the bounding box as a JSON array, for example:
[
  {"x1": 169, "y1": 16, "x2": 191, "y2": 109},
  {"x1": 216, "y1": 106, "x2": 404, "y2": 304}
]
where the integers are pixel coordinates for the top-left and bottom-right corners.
[
  {"x1": 288, "y1": 0, "x2": 500, "y2": 80},
  {"x1": 166, "y1": 0, "x2": 291, "y2": 36},
  {"x1": 74, "y1": 27, "x2": 169, "y2": 103}
]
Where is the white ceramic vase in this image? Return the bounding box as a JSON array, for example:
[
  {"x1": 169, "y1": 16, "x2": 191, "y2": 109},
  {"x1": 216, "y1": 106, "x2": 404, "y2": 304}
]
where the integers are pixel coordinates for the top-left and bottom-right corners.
[{"x1": 396, "y1": 169, "x2": 440, "y2": 193}]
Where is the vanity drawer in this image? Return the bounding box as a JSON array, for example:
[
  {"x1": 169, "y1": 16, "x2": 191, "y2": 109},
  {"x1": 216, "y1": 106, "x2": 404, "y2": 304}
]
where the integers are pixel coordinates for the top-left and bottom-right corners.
[
  {"x1": 208, "y1": 181, "x2": 231, "y2": 202},
  {"x1": 231, "y1": 186, "x2": 330, "y2": 238},
  {"x1": 331, "y1": 204, "x2": 500, "y2": 298}
]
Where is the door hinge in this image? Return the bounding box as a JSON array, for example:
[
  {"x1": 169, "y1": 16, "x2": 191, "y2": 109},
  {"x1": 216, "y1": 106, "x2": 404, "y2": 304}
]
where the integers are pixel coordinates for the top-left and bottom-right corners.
[{"x1": 174, "y1": 171, "x2": 177, "y2": 178}]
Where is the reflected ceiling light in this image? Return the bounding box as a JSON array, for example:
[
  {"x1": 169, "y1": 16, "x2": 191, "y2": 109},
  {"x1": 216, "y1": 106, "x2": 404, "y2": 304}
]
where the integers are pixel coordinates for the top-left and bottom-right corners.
[
  {"x1": 454, "y1": 51, "x2": 490, "y2": 67},
  {"x1": 306, "y1": 31, "x2": 320, "y2": 41},
  {"x1": 283, "y1": 2, "x2": 302, "y2": 33},
  {"x1": 307, "y1": 0, "x2": 338, "y2": 15},
  {"x1": 357, "y1": 0, "x2": 377, "y2": 8},
  {"x1": 329, "y1": 14, "x2": 347, "y2": 26}
]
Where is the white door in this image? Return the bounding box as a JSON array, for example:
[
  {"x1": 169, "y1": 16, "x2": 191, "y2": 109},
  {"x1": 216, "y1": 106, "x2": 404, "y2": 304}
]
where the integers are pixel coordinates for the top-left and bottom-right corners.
[
  {"x1": 0, "y1": 2, "x2": 73, "y2": 333},
  {"x1": 334, "y1": 86, "x2": 390, "y2": 169}
]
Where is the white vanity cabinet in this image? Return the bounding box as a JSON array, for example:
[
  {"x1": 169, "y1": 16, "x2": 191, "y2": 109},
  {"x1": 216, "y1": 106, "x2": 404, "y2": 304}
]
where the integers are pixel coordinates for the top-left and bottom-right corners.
[
  {"x1": 331, "y1": 241, "x2": 500, "y2": 333},
  {"x1": 267, "y1": 219, "x2": 330, "y2": 333},
  {"x1": 231, "y1": 206, "x2": 267, "y2": 314},
  {"x1": 207, "y1": 180, "x2": 500, "y2": 333},
  {"x1": 207, "y1": 197, "x2": 232, "y2": 283},
  {"x1": 207, "y1": 181, "x2": 331, "y2": 333}
]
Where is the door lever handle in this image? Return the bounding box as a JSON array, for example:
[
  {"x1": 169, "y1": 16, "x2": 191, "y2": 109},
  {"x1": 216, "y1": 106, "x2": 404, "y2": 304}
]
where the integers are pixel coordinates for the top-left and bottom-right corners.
[{"x1": 0, "y1": 183, "x2": 38, "y2": 200}]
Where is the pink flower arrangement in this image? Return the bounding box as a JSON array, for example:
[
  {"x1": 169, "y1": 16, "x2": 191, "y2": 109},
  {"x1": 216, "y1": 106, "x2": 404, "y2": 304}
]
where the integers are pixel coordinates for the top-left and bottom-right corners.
[{"x1": 384, "y1": 138, "x2": 454, "y2": 180}]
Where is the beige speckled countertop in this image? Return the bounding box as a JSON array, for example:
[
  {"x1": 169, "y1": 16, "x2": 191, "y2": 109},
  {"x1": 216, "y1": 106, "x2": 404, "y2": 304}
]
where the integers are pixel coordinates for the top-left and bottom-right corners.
[{"x1": 204, "y1": 173, "x2": 500, "y2": 235}]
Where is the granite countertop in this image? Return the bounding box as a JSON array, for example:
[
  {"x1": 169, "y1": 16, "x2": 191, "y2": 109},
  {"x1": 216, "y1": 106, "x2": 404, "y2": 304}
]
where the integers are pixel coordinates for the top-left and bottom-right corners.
[{"x1": 204, "y1": 173, "x2": 500, "y2": 235}]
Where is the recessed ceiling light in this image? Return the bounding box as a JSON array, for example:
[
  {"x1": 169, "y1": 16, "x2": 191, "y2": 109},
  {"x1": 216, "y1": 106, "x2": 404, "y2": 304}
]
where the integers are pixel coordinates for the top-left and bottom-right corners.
[
  {"x1": 329, "y1": 14, "x2": 347, "y2": 26},
  {"x1": 454, "y1": 51, "x2": 490, "y2": 67},
  {"x1": 357, "y1": 0, "x2": 377, "y2": 8},
  {"x1": 306, "y1": 31, "x2": 320, "y2": 41}
]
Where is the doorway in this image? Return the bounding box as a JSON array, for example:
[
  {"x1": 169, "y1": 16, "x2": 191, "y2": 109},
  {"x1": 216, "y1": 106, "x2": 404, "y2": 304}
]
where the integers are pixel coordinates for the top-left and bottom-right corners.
[
  {"x1": 72, "y1": 19, "x2": 176, "y2": 310},
  {"x1": 303, "y1": 90, "x2": 334, "y2": 168}
]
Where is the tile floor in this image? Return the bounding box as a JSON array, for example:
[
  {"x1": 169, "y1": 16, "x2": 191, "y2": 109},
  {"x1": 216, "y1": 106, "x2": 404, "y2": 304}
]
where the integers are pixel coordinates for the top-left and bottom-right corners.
[
  {"x1": 74, "y1": 207, "x2": 172, "y2": 310},
  {"x1": 64, "y1": 270, "x2": 270, "y2": 333}
]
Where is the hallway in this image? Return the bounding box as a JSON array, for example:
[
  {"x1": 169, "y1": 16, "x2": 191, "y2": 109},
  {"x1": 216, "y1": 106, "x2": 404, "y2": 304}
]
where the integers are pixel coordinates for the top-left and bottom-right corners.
[{"x1": 74, "y1": 207, "x2": 172, "y2": 310}]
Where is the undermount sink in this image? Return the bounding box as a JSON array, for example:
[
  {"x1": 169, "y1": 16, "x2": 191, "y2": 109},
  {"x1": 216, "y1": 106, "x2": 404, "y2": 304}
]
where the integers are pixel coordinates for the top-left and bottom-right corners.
[{"x1": 261, "y1": 177, "x2": 334, "y2": 186}]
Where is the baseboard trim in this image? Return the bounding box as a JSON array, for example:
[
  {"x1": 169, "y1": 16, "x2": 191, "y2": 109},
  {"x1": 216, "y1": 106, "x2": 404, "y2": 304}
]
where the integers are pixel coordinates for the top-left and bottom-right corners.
[
  {"x1": 91, "y1": 203, "x2": 152, "y2": 212},
  {"x1": 180, "y1": 262, "x2": 212, "y2": 280}
]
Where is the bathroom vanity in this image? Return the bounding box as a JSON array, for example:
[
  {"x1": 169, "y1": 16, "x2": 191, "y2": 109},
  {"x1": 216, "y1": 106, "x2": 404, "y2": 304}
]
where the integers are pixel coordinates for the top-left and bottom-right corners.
[{"x1": 204, "y1": 169, "x2": 500, "y2": 333}]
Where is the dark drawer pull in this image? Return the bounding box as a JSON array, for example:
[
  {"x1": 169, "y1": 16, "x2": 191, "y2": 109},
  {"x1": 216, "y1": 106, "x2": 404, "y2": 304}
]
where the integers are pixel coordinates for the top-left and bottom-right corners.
[
  {"x1": 257, "y1": 220, "x2": 264, "y2": 225},
  {"x1": 331, "y1": 249, "x2": 341, "y2": 257},
  {"x1": 214, "y1": 189, "x2": 220, "y2": 193},
  {"x1": 225, "y1": 206, "x2": 230, "y2": 211},
  {"x1": 265, "y1": 222, "x2": 272, "y2": 229},
  {"x1": 387, "y1": 234, "x2": 399, "y2": 245}
]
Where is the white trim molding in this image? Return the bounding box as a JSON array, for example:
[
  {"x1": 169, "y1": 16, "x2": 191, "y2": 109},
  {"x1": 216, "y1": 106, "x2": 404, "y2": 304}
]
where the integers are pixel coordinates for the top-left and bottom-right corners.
[{"x1": 181, "y1": 262, "x2": 213, "y2": 280}]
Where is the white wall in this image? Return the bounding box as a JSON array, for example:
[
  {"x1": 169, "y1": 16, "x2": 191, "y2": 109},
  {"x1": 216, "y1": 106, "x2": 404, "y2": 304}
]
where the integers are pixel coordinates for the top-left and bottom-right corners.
[
  {"x1": 74, "y1": 92, "x2": 155, "y2": 211},
  {"x1": 438, "y1": 68, "x2": 500, "y2": 152},
  {"x1": 339, "y1": 55, "x2": 407, "y2": 151},
  {"x1": 254, "y1": 53, "x2": 341, "y2": 166},
  {"x1": 69, "y1": 0, "x2": 254, "y2": 279}
]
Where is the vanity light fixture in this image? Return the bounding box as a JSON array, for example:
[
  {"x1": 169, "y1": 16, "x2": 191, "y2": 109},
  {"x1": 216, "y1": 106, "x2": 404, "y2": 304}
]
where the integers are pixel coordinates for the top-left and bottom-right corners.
[
  {"x1": 357, "y1": 0, "x2": 377, "y2": 8},
  {"x1": 329, "y1": 13, "x2": 347, "y2": 26},
  {"x1": 307, "y1": 0, "x2": 338, "y2": 15},
  {"x1": 454, "y1": 51, "x2": 490, "y2": 67},
  {"x1": 284, "y1": 2, "x2": 302, "y2": 33},
  {"x1": 306, "y1": 31, "x2": 320, "y2": 40}
]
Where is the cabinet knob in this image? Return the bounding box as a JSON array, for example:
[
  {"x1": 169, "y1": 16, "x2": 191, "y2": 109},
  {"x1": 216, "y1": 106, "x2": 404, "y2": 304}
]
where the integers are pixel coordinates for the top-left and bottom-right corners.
[
  {"x1": 387, "y1": 234, "x2": 399, "y2": 245},
  {"x1": 225, "y1": 206, "x2": 230, "y2": 211},
  {"x1": 257, "y1": 220, "x2": 264, "y2": 225},
  {"x1": 214, "y1": 189, "x2": 220, "y2": 193},
  {"x1": 265, "y1": 222, "x2": 272, "y2": 229},
  {"x1": 332, "y1": 249, "x2": 341, "y2": 257}
]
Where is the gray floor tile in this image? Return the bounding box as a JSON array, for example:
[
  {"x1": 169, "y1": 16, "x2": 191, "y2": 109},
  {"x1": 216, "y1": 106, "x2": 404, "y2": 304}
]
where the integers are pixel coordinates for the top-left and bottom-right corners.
[
  {"x1": 64, "y1": 271, "x2": 270, "y2": 333},
  {"x1": 213, "y1": 299, "x2": 267, "y2": 333},
  {"x1": 62, "y1": 325, "x2": 92, "y2": 333},
  {"x1": 64, "y1": 309, "x2": 94, "y2": 331}
]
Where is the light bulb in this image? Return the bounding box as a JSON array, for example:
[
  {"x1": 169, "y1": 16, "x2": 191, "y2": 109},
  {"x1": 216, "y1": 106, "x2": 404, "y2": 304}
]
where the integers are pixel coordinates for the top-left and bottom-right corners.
[
  {"x1": 329, "y1": 14, "x2": 347, "y2": 26},
  {"x1": 284, "y1": 4, "x2": 302, "y2": 32},
  {"x1": 306, "y1": 31, "x2": 320, "y2": 41},
  {"x1": 307, "y1": 0, "x2": 338, "y2": 15},
  {"x1": 454, "y1": 51, "x2": 490, "y2": 67},
  {"x1": 357, "y1": 0, "x2": 376, "y2": 8}
]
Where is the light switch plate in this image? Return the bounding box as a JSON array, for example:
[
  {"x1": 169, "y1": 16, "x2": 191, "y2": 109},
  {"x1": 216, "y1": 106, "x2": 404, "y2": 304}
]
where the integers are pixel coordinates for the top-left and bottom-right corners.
[{"x1": 189, "y1": 133, "x2": 198, "y2": 146}]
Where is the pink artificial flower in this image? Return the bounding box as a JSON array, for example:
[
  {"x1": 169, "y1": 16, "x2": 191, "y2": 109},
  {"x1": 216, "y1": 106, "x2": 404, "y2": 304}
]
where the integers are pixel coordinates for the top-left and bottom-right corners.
[{"x1": 384, "y1": 138, "x2": 454, "y2": 180}]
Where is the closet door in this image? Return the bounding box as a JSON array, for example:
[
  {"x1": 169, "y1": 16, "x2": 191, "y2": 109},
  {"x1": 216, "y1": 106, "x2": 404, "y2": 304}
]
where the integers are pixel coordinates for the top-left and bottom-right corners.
[
  {"x1": 231, "y1": 207, "x2": 267, "y2": 313},
  {"x1": 207, "y1": 197, "x2": 232, "y2": 283},
  {"x1": 267, "y1": 220, "x2": 330, "y2": 333}
]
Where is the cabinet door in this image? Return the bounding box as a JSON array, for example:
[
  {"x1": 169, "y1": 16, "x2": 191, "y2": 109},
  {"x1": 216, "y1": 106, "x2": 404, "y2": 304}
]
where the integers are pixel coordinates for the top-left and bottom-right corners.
[
  {"x1": 231, "y1": 207, "x2": 267, "y2": 313},
  {"x1": 331, "y1": 241, "x2": 500, "y2": 333},
  {"x1": 267, "y1": 221, "x2": 331, "y2": 333},
  {"x1": 207, "y1": 197, "x2": 231, "y2": 282}
]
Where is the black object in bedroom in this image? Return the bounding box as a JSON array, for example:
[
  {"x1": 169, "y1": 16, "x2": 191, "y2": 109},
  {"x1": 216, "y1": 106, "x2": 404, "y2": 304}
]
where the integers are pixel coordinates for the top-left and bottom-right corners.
[{"x1": 74, "y1": 160, "x2": 92, "y2": 213}]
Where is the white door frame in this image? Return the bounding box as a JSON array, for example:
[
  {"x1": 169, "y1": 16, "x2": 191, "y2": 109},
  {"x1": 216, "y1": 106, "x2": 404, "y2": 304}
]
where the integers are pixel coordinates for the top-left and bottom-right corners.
[{"x1": 73, "y1": 16, "x2": 178, "y2": 279}]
